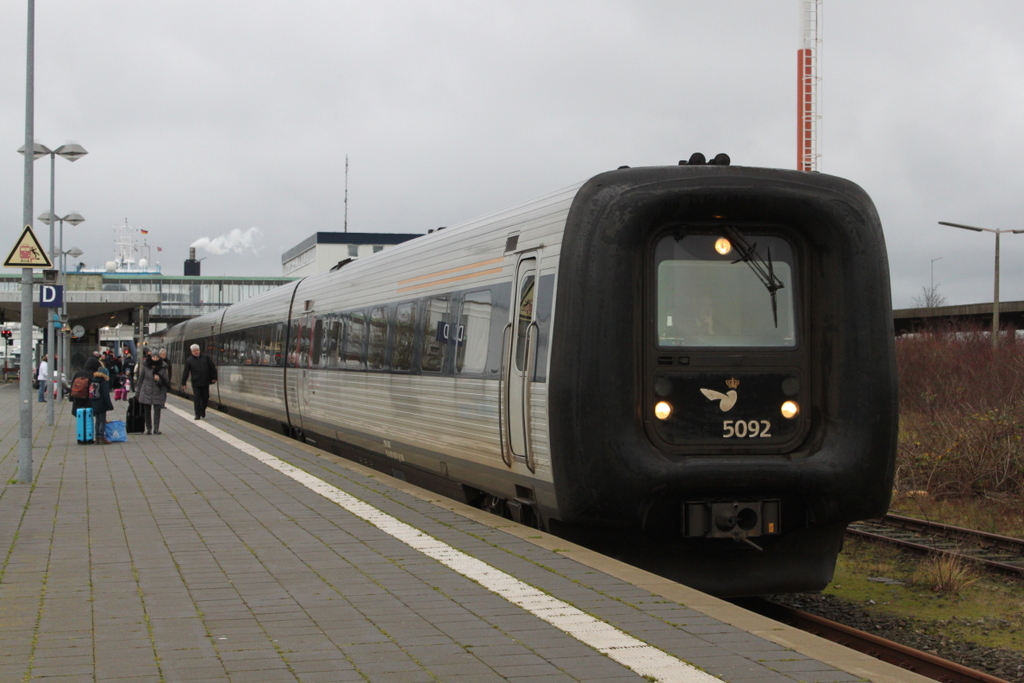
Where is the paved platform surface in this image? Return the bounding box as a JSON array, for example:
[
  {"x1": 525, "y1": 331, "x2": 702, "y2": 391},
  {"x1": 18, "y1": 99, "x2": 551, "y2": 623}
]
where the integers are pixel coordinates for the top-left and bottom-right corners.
[{"x1": 0, "y1": 383, "x2": 928, "y2": 683}]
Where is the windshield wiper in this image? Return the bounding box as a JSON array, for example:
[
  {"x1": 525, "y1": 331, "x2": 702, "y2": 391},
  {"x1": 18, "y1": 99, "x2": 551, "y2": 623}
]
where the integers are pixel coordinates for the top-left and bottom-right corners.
[{"x1": 723, "y1": 227, "x2": 785, "y2": 327}]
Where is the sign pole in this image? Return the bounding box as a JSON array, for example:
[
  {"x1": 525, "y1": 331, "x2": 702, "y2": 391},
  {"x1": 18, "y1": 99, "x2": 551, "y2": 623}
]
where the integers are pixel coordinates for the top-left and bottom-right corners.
[
  {"x1": 46, "y1": 152, "x2": 55, "y2": 425},
  {"x1": 19, "y1": 0, "x2": 36, "y2": 484}
]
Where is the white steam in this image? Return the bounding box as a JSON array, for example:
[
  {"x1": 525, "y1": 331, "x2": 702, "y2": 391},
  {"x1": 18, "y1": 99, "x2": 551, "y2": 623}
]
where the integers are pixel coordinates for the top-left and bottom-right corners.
[{"x1": 191, "y1": 227, "x2": 264, "y2": 256}]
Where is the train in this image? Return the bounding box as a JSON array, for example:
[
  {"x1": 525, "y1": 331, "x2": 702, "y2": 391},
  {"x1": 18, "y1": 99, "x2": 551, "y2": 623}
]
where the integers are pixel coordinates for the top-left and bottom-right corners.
[{"x1": 154, "y1": 156, "x2": 898, "y2": 597}]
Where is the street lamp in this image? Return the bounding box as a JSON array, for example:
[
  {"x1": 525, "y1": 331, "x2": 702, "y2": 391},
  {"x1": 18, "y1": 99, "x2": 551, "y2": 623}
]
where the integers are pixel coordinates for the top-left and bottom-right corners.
[
  {"x1": 19, "y1": 142, "x2": 87, "y2": 425},
  {"x1": 939, "y1": 221, "x2": 1024, "y2": 346},
  {"x1": 60, "y1": 246, "x2": 83, "y2": 386},
  {"x1": 38, "y1": 211, "x2": 85, "y2": 273},
  {"x1": 38, "y1": 212, "x2": 85, "y2": 387},
  {"x1": 930, "y1": 256, "x2": 942, "y2": 303}
]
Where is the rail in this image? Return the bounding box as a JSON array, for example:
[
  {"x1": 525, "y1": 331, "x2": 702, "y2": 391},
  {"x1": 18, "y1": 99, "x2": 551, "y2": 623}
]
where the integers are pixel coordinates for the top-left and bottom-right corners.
[
  {"x1": 848, "y1": 514, "x2": 1024, "y2": 576},
  {"x1": 739, "y1": 598, "x2": 1013, "y2": 683}
]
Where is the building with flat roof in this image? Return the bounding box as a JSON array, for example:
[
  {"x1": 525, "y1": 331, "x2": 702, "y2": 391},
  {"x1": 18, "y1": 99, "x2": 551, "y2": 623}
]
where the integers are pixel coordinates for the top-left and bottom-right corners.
[{"x1": 281, "y1": 232, "x2": 421, "y2": 277}]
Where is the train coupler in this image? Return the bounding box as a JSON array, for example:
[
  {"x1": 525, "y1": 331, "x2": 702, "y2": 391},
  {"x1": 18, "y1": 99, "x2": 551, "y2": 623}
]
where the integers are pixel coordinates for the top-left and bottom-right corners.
[{"x1": 682, "y1": 500, "x2": 781, "y2": 543}]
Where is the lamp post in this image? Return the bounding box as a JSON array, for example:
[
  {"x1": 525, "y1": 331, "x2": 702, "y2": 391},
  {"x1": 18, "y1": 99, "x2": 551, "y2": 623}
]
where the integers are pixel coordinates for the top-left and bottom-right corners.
[
  {"x1": 60, "y1": 246, "x2": 83, "y2": 385},
  {"x1": 19, "y1": 142, "x2": 87, "y2": 425},
  {"x1": 19, "y1": 0, "x2": 36, "y2": 485},
  {"x1": 939, "y1": 221, "x2": 1024, "y2": 346},
  {"x1": 38, "y1": 212, "x2": 85, "y2": 387}
]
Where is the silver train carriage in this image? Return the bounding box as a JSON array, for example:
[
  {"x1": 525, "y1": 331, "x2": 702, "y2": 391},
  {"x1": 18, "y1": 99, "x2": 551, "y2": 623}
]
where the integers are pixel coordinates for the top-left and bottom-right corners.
[{"x1": 157, "y1": 159, "x2": 897, "y2": 596}]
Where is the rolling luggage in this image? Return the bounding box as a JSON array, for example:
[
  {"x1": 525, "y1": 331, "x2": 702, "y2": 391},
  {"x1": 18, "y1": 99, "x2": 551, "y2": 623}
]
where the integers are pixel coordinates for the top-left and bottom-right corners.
[
  {"x1": 76, "y1": 407, "x2": 94, "y2": 444},
  {"x1": 126, "y1": 397, "x2": 145, "y2": 434}
]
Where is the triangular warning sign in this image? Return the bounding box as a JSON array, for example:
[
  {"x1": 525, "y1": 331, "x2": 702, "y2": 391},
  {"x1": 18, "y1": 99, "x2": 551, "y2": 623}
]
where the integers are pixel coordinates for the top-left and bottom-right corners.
[{"x1": 4, "y1": 225, "x2": 53, "y2": 268}]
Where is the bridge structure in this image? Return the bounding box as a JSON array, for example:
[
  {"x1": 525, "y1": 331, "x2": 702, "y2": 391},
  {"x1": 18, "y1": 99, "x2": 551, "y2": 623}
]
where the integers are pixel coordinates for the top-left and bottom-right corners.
[{"x1": 893, "y1": 300, "x2": 1024, "y2": 335}]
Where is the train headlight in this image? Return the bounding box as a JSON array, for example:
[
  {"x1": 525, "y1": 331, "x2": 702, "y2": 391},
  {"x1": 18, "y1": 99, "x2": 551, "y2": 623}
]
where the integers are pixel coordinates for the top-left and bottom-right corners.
[
  {"x1": 714, "y1": 238, "x2": 732, "y2": 255},
  {"x1": 654, "y1": 401, "x2": 673, "y2": 420},
  {"x1": 780, "y1": 400, "x2": 800, "y2": 419}
]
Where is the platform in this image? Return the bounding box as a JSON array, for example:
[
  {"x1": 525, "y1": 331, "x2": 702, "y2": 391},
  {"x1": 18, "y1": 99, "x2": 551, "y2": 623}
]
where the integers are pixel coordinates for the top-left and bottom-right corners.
[{"x1": 0, "y1": 383, "x2": 928, "y2": 682}]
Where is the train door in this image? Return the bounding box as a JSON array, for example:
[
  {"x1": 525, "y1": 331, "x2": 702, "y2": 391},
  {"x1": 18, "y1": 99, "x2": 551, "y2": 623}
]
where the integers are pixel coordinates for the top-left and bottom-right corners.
[
  {"x1": 292, "y1": 309, "x2": 317, "y2": 432},
  {"x1": 504, "y1": 256, "x2": 538, "y2": 469}
]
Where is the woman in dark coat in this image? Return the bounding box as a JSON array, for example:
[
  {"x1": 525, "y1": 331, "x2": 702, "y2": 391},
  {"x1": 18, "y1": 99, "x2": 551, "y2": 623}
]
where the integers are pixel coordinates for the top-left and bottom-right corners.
[
  {"x1": 71, "y1": 356, "x2": 101, "y2": 417},
  {"x1": 137, "y1": 351, "x2": 169, "y2": 435},
  {"x1": 90, "y1": 362, "x2": 115, "y2": 445}
]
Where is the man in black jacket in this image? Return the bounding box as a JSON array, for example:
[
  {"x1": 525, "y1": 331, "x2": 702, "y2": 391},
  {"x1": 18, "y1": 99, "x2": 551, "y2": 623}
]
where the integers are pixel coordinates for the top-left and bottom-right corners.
[{"x1": 180, "y1": 343, "x2": 217, "y2": 419}]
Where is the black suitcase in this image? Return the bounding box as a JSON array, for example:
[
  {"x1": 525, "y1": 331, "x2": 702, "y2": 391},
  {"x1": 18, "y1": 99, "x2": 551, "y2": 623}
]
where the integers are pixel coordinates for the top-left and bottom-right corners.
[{"x1": 126, "y1": 397, "x2": 145, "y2": 434}]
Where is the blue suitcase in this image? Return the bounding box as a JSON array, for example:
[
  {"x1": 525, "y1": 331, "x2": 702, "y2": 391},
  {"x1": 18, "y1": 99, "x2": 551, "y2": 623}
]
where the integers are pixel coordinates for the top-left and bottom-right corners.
[{"x1": 76, "y1": 407, "x2": 94, "y2": 444}]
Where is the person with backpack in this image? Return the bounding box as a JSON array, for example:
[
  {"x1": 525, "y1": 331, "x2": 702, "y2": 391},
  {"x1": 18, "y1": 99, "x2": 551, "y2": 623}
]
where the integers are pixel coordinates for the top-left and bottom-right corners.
[
  {"x1": 90, "y1": 361, "x2": 115, "y2": 445},
  {"x1": 70, "y1": 357, "x2": 100, "y2": 417}
]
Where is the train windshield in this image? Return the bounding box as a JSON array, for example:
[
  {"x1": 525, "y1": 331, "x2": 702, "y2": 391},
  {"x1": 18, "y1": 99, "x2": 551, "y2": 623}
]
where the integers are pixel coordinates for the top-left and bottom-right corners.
[{"x1": 655, "y1": 232, "x2": 797, "y2": 347}]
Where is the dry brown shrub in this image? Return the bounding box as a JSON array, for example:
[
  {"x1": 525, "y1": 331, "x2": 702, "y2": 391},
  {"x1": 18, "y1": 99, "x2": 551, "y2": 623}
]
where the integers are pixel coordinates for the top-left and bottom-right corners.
[
  {"x1": 912, "y1": 552, "x2": 980, "y2": 596},
  {"x1": 895, "y1": 323, "x2": 1024, "y2": 499}
]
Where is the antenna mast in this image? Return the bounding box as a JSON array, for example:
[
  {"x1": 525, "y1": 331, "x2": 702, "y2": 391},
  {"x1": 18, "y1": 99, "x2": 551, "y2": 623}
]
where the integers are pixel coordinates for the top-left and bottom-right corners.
[{"x1": 798, "y1": 0, "x2": 821, "y2": 171}]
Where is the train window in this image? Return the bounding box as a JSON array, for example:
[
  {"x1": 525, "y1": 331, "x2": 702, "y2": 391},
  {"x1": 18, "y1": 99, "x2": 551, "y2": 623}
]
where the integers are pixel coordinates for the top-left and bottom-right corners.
[
  {"x1": 368, "y1": 307, "x2": 387, "y2": 369},
  {"x1": 259, "y1": 325, "x2": 270, "y2": 365},
  {"x1": 272, "y1": 323, "x2": 286, "y2": 366},
  {"x1": 259, "y1": 324, "x2": 272, "y2": 365},
  {"x1": 392, "y1": 303, "x2": 416, "y2": 371},
  {"x1": 343, "y1": 312, "x2": 366, "y2": 368},
  {"x1": 457, "y1": 290, "x2": 492, "y2": 374},
  {"x1": 323, "y1": 316, "x2": 341, "y2": 369},
  {"x1": 234, "y1": 332, "x2": 246, "y2": 365},
  {"x1": 295, "y1": 318, "x2": 312, "y2": 368},
  {"x1": 248, "y1": 326, "x2": 263, "y2": 365},
  {"x1": 311, "y1": 317, "x2": 325, "y2": 368},
  {"x1": 514, "y1": 275, "x2": 535, "y2": 371},
  {"x1": 242, "y1": 328, "x2": 251, "y2": 365},
  {"x1": 654, "y1": 233, "x2": 797, "y2": 347},
  {"x1": 222, "y1": 333, "x2": 232, "y2": 365},
  {"x1": 420, "y1": 297, "x2": 449, "y2": 373}
]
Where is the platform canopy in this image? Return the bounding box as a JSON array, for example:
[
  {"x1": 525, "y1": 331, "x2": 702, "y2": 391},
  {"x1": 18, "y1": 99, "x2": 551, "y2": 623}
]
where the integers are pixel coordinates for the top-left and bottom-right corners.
[{"x1": 0, "y1": 289, "x2": 161, "y2": 330}]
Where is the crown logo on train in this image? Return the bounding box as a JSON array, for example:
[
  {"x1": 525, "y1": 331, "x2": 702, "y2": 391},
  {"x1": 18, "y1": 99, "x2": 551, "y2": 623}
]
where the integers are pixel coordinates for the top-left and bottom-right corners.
[{"x1": 725, "y1": 378, "x2": 740, "y2": 389}]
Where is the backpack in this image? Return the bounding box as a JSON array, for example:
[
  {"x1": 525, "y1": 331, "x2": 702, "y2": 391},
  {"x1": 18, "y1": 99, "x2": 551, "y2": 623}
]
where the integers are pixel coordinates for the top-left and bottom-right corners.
[
  {"x1": 88, "y1": 380, "x2": 100, "y2": 401},
  {"x1": 71, "y1": 376, "x2": 90, "y2": 399}
]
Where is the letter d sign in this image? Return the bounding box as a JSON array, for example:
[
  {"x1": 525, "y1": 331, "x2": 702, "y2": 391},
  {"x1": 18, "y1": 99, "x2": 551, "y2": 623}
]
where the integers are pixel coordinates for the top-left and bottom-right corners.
[{"x1": 40, "y1": 285, "x2": 63, "y2": 308}]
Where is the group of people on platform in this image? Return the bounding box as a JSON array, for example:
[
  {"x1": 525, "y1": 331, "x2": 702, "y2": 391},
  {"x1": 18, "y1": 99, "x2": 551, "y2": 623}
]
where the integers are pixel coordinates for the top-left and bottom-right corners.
[{"x1": 66, "y1": 344, "x2": 217, "y2": 444}]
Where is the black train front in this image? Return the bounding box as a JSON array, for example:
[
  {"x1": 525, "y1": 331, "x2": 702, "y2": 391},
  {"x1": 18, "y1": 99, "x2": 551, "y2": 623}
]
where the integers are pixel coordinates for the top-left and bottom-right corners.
[{"x1": 547, "y1": 161, "x2": 896, "y2": 596}]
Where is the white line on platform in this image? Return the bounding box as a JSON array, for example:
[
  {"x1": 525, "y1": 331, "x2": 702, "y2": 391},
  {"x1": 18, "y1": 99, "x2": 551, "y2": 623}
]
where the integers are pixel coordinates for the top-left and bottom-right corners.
[{"x1": 168, "y1": 404, "x2": 719, "y2": 683}]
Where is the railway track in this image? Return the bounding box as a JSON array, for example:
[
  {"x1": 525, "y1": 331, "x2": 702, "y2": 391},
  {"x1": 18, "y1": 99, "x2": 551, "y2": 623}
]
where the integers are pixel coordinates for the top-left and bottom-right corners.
[
  {"x1": 739, "y1": 598, "x2": 1013, "y2": 683},
  {"x1": 847, "y1": 514, "x2": 1024, "y2": 576}
]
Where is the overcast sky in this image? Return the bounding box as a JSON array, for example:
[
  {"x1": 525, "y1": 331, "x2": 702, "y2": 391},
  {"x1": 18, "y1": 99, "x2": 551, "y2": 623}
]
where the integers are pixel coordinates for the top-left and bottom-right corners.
[{"x1": 2, "y1": 1, "x2": 1023, "y2": 310}]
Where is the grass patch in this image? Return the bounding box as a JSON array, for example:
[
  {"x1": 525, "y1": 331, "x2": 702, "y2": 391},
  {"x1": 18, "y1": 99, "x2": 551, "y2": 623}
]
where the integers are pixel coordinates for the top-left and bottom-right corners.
[{"x1": 827, "y1": 536, "x2": 1024, "y2": 652}]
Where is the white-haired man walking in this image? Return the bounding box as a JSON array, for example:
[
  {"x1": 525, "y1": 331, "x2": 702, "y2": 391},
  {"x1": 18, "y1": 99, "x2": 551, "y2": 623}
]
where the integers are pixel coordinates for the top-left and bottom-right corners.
[{"x1": 180, "y1": 343, "x2": 217, "y2": 419}]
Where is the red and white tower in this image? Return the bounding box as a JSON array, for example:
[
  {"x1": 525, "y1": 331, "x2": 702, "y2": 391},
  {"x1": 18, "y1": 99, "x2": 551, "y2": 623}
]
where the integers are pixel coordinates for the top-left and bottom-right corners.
[{"x1": 797, "y1": 0, "x2": 821, "y2": 171}]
